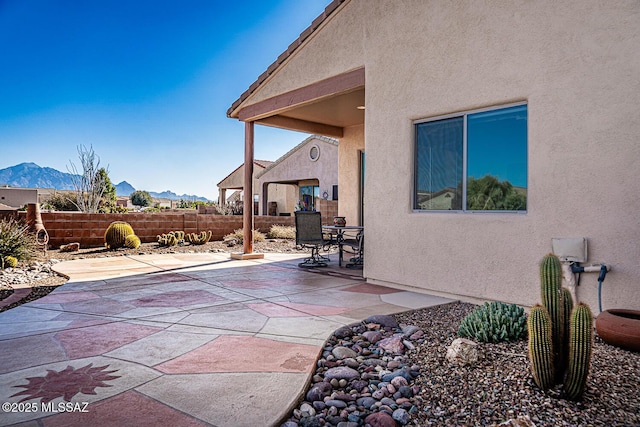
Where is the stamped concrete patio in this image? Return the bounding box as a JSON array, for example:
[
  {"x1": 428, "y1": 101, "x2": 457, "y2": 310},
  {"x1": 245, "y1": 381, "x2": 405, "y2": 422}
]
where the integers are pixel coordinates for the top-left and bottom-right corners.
[{"x1": 0, "y1": 252, "x2": 453, "y2": 427}]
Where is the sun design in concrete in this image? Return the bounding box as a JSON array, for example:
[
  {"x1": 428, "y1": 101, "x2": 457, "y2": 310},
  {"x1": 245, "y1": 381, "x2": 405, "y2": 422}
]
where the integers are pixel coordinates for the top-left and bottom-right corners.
[{"x1": 11, "y1": 364, "x2": 120, "y2": 403}]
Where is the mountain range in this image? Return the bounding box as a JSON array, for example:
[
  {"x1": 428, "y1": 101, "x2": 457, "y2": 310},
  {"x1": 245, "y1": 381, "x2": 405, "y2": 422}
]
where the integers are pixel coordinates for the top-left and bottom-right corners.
[{"x1": 0, "y1": 163, "x2": 210, "y2": 202}]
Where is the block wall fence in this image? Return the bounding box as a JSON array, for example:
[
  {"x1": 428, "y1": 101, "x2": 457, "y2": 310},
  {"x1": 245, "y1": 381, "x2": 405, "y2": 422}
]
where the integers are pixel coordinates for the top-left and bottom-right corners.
[
  {"x1": 1, "y1": 208, "x2": 341, "y2": 248},
  {"x1": 2, "y1": 211, "x2": 289, "y2": 248}
]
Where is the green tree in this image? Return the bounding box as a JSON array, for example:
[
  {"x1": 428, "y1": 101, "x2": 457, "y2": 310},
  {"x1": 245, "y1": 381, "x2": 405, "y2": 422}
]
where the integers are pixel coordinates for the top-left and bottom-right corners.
[
  {"x1": 97, "y1": 168, "x2": 117, "y2": 212},
  {"x1": 466, "y1": 175, "x2": 526, "y2": 211},
  {"x1": 130, "y1": 190, "x2": 153, "y2": 208}
]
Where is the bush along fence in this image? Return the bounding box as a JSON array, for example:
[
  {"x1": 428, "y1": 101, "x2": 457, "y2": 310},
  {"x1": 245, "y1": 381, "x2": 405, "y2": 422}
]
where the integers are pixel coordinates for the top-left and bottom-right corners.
[{"x1": 2, "y1": 211, "x2": 307, "y2": 248}]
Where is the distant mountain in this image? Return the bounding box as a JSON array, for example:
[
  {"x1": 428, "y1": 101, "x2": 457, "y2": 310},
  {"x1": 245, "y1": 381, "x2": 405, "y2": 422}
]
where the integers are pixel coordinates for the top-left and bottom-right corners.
[
  {"x1": 115, "y1": 181, "x2": 135, "y2": 197},
  {"x1": 0, "y1": 162, "x2": 76, "y2": 190},
  {"x1": 0, "y1": 163, "x2": 210, "y2": 202},
  {"x1": 148, "y1": 190, "x2": 209, "y2": 202}
]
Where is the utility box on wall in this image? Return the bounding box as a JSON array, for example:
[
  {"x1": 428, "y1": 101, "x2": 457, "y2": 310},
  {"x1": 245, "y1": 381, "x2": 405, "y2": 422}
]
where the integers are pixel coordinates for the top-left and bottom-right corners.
[{"x1": 552, "y1": 237, "x2": 587, "y2": 262}]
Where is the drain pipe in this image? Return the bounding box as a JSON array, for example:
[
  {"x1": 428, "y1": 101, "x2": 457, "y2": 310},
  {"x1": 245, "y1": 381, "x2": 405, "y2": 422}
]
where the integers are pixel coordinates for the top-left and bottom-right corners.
[{"x1": 571, "y1": 264, "x2": 610, "y2": 313}]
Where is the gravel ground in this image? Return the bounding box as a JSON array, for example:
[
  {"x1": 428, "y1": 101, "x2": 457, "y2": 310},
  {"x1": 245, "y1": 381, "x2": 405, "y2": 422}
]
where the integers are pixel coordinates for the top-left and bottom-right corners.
[
  {"x1": 2, "y1": 243, "x2": 639, "y2": 426},
  {"x1": 393, "y1": 303, "x2": 640, "y2": 426}
]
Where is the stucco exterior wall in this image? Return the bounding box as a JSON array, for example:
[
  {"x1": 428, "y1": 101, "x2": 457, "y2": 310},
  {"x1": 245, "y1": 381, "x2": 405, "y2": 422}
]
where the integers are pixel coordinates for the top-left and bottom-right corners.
[
  {"x1": 257, "y1": 137, "x2": 338, "y2": 215},
  {"x1": 242, "y1": 0, "x2": 364, "y2": 105},
  {"x1": 0, "y1": 188, "x2": 38, "y2": 208},
  {"x1": 265, "y1": 183, "x2": 297, "y2": 215},
  {"x1": 363, "y1": 1, "x2": 640, "y2": 310},
  {"x1": 338, "y1": 124, "x2": 364, "y2": 225}
]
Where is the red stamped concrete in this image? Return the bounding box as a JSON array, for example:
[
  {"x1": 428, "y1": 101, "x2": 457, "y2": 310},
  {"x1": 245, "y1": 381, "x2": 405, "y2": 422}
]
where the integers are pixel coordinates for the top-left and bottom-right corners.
[
  {"x1": 55, "y1": 323, "x2": 162, "y2": 359},
  {"x1": 248, "y1": 301, "x2": 349, "y2": 317},
  {"x1": 40, "y1": 390, "x2": 209, "y2": 427},
  {"x1": 155, "y1": 335, "x2": 320, "y2": 374}
]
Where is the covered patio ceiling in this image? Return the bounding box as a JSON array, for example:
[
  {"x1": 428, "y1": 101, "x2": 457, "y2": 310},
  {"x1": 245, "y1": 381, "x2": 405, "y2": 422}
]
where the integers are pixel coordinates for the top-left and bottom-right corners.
[{"x1": 230, "y1": 68, "x2": 365, "y2": 139}]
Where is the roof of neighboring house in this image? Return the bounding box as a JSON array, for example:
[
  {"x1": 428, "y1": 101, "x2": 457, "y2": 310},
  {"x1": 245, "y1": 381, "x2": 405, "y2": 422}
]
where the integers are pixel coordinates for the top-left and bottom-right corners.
[
  {"x1": 0, "y1": 203, "x2": 17, "y2": 211},
  {"x1": 256, "y1": 135, "x2": 338, "y2": 179},
  {"x1": 217, "y1": 160, "x2": 274, "y2": 187},
  {"x1": 226, "y1": 0, "x2": 347, "y2": 118}
]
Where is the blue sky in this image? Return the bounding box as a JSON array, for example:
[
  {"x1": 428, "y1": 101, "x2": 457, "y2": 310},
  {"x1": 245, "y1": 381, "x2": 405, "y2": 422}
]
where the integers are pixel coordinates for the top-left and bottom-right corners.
[{"x1": 0, "y1": 0, "x2": 330, "y2": 200}]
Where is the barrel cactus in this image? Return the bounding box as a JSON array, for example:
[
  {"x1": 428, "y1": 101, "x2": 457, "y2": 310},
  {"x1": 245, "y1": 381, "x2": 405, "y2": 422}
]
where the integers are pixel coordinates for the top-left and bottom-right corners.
[
  {"x1": 104, "y1": 221, "x2": 135, "y2": 250},
  {"x1": 124, "y1": 234, "x2": 141, "y2": 249},
  {"x1": 1, "y1": 255, "x2": 18, "y2": 268}
]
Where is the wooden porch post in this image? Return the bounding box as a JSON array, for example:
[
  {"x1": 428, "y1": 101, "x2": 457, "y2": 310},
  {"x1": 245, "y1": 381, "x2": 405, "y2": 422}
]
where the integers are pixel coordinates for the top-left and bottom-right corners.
[{"x1": 243, "y1": 121, "x2": 254, "y2": 254}]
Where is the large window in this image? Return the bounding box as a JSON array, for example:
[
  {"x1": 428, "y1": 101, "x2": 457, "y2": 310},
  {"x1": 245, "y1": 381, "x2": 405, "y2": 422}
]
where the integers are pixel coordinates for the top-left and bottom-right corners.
[{"x1": 414, "y1": 103, "x2": 527, "y2": 212}]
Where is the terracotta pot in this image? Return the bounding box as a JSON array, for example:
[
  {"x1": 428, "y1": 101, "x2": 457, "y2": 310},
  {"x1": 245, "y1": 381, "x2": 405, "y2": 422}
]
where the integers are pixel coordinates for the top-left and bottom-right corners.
[
  {"x1": 595, "y1": 309, "x2": 640, "y2": 353},
  {"x1": 333, "y1": 216, "x2": 346, "y2": 227}
]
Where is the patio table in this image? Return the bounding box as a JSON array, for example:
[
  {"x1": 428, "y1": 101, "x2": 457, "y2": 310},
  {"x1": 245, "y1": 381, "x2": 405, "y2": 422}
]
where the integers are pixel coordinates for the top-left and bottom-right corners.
[{"x1": 322, "y1": 225, "x2": 364, "y2": 267}]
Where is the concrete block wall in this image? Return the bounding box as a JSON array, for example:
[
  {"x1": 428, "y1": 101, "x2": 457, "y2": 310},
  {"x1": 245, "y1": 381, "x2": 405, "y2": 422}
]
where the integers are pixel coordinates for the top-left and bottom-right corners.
[
  {"x1": 1, "y1": 210, "x2": 341, "y2": 249},
  {"x1": 12, "y1": 212, "x2": 296, "y2": 248}
]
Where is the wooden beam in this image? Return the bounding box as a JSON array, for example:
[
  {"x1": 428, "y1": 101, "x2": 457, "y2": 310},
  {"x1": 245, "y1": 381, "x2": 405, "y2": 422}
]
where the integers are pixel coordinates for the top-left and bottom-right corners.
[
  {"x1": 237, "y1": 67, "x2": 364, "y2": 122},
  {"x1": 243, "y1": 121, "x2": 254, "y2": 254},
  {"x1": 256, "y1": 115, "x2": 343, "y2": 138}
]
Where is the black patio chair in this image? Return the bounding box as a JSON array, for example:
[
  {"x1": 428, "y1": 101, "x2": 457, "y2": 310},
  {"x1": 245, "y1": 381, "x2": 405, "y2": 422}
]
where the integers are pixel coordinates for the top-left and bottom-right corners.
[
  {"x1": 295, "y1": 211, "x2": 330, "y2": 268},
  {"x1": 339, "y1": 229, "x2": 364, "y2": 268}
]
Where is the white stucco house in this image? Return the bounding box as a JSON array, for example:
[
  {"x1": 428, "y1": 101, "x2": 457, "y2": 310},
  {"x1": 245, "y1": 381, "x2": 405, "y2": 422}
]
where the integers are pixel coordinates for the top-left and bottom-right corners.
[{"x1": 227, "y1": 0, "x2": 640, "y2": 311}]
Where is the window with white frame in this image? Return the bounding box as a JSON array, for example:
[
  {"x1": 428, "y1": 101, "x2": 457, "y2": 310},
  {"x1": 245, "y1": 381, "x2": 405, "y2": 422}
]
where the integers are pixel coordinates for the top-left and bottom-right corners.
[{"x1": 414, "y1": 103, "x2": 527, "y2": 212}]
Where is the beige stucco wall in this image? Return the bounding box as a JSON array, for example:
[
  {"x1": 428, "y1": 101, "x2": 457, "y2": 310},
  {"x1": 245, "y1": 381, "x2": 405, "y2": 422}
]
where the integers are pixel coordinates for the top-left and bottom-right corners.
[
  {"x1": 236, "y1": 0, "x2": 640, "y2": 311},
  {"x1": 257, "y1": 136, "x2": 338, "y2": 215},
  {"x1": 0, "y1": 188, "x2": 38, "y2": 208},
  {"x1": 242, "y1": 0, "x2": 364, "y2": 106},
  {"x1": 362, "y1": 0, "x2": 640, "y2": 311},
  {"x1": 265, "y1": 183, "x2": 297, "y2": 215},
  {"x1": 217, "y1": 163, "x2": 266, "y2": 204},
  {"x1": 338, "y1": 124, "x2": 364, "y2": 226}
]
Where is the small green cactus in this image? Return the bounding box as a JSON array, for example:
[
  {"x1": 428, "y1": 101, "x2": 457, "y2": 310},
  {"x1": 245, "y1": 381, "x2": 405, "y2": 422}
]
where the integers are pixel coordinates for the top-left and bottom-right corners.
[
  {"x1": 564, "y1": 303, "x2": 593, "y2": 400},
  {"x1": 157, "y1": 233, "x2": 178, "y2": 246},
  {"x1": 104, "y1": 221, "x2": 135, "y2": 250},
  {"x1": 2, "y1": 255, "x2": 18, "y2": 268},
  {"x1": 458, "y1": 301, "x2": 527, "y2": 343},
  {"x1": 528, "y1": 304, "x2": 555, "y2": 390},
  {"x1": 186, "y1": 230, "x2": 212, "y2": 245},
  {"x1": 124, "y1": 234, "x2": 141, "y2": 249}
]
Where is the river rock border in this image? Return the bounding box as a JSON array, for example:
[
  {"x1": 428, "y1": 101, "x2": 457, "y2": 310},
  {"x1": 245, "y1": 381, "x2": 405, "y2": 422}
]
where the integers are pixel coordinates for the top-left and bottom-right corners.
[{"x1": 280, "y1": 314, "x2": 425, "y2": 427}]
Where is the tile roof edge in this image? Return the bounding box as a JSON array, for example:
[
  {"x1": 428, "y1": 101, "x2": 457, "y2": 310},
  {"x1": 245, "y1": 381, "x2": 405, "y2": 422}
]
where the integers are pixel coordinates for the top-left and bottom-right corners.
[{"x1": 226, "y1": 0, "x2": 348, "y2": 119}]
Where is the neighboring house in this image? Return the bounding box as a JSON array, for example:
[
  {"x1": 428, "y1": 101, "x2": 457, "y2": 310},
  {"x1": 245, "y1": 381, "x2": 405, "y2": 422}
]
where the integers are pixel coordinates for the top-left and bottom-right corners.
[
  {"x1": 217, "y1": 160, "x2": 274, "y2": 209},
  {"x1": 0, "y1": 187, "x2": 55, "y2": 208},
  {"x1": 257, "y1": 135, "x2": 338, "y2": 217},
  {"x1": 227, "y1": 0, "x2": 640, "y2": 311}
]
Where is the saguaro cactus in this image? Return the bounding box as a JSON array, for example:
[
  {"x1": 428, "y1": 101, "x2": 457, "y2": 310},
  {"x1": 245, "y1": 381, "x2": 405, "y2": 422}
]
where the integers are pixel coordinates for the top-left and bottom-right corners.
[
  {"x1": 564, "y1": 303, "x2": 594, "y2": 400},
  {"x1": 540, "y1": 253, "x2": 566, "y2": 382},
  {"x1": 528, "y1": 304, "x2": 555, "y2": 390},
  {"x1": 528, "y1": 254, "x2": 594, "y2": 401}
]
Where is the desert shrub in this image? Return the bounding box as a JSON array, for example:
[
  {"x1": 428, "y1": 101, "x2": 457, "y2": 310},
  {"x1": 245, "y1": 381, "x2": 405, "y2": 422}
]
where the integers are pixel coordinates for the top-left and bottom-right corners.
[
  {"x1": 43, "y1": 192, "x2": 79, "y2": 211},
  {"x1": 0, "y1": 217, "x2": 36, "y2": 266},
  {"x1": 267, "y1": 225, "x2": 295, "y2": 240},
  {"x1": 223, "y1": 228, "x2": 265, "y2": 243},
  {"x1": 458, "y1": 301, "x2": 527, "y2": 343}
]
